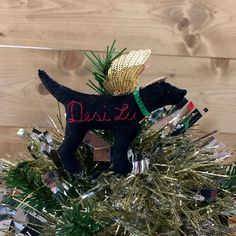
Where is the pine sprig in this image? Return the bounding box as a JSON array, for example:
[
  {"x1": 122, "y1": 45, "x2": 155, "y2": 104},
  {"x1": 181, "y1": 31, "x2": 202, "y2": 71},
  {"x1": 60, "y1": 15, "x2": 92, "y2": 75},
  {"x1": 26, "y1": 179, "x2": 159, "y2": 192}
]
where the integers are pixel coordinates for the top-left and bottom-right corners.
[
  {"x1": 84, "y1": 40, "x2": 126, "y2": 95},
  {"x1": 56, "y1": 203, "x2": 104, "y2": 236},
  {"x1": 1, "y1": 129, "x2": 234, "y2": 235},
  {"x1": 222, "y1": 161, "x2": 236, "y2": 191},
  {"x1": 3, "y1": 160, "x2": 61, "y2": 214}
]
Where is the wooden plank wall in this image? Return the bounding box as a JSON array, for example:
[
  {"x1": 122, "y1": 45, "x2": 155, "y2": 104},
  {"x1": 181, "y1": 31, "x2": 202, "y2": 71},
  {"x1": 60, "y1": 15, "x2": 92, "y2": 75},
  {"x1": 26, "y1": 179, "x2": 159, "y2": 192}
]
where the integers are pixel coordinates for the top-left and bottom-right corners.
[{"x1": 0, "y1": 0, "x2": 236, "y2": 161}]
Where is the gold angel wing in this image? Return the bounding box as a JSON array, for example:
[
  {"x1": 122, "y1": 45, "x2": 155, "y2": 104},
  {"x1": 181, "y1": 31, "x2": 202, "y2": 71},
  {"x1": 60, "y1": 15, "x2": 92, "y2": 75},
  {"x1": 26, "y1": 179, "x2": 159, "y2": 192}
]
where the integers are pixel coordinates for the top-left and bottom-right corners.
[{"x1": 103, "y1": 49, "x2": 151, "y2": 95}]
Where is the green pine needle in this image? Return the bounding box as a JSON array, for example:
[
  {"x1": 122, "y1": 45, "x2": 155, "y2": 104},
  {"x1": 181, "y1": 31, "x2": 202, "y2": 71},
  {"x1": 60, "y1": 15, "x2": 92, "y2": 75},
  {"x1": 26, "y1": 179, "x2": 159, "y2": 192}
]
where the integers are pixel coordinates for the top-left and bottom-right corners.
[
  {"x1": 83, "y1": 40, "x2": 126, "y2": 95},
  {"x1": 56, "y1": 203, "x2": 104, "y2": 236}
]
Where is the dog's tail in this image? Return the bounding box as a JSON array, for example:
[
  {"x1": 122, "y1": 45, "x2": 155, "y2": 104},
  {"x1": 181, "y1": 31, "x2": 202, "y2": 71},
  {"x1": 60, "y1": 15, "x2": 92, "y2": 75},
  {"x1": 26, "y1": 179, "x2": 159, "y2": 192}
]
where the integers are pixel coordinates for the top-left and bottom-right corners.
[{"x1": 38, "y1": 69, "x2": 76, "y2": 105}]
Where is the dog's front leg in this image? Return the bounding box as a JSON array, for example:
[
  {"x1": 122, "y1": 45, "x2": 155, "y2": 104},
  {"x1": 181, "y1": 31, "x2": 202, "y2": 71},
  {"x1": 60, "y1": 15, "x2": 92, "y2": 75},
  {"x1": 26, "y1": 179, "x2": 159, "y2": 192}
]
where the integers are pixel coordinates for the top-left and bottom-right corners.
[
  {"x1": 111, "y1": 126, "x2": 141, "y2": 175},
  {"x1": 58, "y1": 124, "x2": 87, "y2": 174}
]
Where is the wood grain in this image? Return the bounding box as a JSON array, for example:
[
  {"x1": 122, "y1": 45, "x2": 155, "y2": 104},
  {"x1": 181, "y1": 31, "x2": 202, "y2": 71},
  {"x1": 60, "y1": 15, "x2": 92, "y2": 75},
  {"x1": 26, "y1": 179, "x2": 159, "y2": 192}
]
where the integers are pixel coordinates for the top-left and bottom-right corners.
[
  {"x1": 0, "y1": 127, "x2": 28, "y2": 162},
  {"x1": 0, "y1": 0, "x2": 236, "y2": 58},
  {"x1": 0, "y1": 47, "x2": 236, "y2": 133}
]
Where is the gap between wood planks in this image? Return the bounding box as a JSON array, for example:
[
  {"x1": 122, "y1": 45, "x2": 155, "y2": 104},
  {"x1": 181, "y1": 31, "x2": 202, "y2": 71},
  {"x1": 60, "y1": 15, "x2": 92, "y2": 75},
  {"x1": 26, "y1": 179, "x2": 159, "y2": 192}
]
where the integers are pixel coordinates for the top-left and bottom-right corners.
[{"x1": 1, "y1": 44, "x2": 236, "y2": 61}]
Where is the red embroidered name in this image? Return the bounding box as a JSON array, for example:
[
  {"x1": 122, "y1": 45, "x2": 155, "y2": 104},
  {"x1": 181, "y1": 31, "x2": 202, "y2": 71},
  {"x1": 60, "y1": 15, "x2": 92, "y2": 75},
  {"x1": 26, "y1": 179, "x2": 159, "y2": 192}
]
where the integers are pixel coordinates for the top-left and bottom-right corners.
[{"x1": 67, "y1": 100, "x2": 137, "y2": 123}]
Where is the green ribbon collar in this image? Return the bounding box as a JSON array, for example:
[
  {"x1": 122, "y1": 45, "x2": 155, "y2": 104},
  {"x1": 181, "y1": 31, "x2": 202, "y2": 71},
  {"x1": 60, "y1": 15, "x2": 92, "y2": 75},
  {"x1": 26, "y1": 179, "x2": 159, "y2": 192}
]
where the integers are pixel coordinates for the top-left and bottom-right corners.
[{"x1": 133, "y1": 89, "x2": 151, "y2": 117}]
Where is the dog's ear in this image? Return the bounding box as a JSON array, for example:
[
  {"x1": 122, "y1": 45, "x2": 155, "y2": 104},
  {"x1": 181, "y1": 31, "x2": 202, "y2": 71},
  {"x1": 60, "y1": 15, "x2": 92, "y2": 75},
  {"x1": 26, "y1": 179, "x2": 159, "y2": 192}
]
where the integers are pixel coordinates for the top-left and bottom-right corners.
[
  {"x1": 156, "y1": 83, "x2": 165, "y2": 97},
  {"x1": 157, "y1": 81, "x2": 187, "y2": 105},
  {"x1": 139, "y1": 82, "x2": 166, "y2": 109},
  {"x1": 141, "y1": 76, "x2": 167, "y2": 90}
]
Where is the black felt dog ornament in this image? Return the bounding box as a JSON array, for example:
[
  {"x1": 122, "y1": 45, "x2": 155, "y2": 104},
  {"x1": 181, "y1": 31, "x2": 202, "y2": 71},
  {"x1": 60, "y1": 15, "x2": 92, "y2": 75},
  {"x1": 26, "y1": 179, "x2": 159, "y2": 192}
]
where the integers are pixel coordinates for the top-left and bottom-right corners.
[{"x1": 38, "y1": 49, "x2": 187, "y2": 175}]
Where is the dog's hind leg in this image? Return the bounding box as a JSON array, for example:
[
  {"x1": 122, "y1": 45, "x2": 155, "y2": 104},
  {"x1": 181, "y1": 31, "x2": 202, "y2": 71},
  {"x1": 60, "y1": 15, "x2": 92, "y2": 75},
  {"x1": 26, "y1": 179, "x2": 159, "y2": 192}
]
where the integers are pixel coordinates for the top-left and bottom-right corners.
[
  {"x1": 111, "y1": 126, "x2": 141, "y2": 175},
  {"x1": 58, "y1": 124, "x2": 87, "y2": 174}
]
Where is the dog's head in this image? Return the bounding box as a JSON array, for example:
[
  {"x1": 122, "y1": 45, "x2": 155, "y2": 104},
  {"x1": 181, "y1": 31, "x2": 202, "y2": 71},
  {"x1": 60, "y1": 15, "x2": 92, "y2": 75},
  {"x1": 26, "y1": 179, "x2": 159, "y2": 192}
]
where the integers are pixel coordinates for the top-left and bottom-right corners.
[{"x1": 140, "y1": 78, "x2": 187, "y2": 112}]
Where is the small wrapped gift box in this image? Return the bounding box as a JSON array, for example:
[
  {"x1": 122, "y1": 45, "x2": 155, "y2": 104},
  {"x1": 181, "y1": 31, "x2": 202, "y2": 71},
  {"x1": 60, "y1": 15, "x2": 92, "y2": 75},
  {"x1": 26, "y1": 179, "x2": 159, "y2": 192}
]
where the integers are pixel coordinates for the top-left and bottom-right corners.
[{"x1": 83, "y1": 132, "x2": 110, "y2": 162}]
